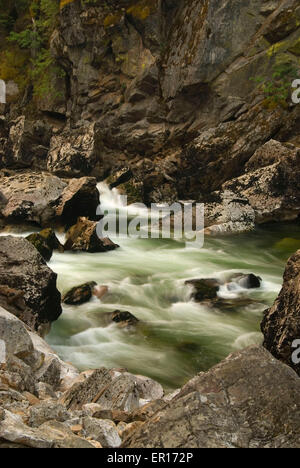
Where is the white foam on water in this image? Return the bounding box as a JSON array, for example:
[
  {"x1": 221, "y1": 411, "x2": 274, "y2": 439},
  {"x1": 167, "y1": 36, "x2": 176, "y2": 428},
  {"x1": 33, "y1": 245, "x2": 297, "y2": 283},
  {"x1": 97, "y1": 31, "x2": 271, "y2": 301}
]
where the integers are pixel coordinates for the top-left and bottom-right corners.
[{"x1": 5, "y1": 182, "x2": 293, "y2": 388}]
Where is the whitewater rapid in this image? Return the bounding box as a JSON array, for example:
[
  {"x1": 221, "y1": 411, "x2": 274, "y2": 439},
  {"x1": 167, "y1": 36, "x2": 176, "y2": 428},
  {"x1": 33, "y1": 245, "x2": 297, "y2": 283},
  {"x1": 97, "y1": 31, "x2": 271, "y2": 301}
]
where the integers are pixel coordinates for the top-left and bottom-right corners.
[{"x1": 45, "y1": 183, "x2": 299, "y2": 389}]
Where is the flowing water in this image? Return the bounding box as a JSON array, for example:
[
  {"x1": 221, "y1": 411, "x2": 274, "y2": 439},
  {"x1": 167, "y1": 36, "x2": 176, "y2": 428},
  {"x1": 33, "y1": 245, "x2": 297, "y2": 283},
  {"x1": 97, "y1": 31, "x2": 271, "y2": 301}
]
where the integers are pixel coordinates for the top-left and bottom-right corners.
[{"x1": 45, "y1": 184, "x2": 300, "y2": 390}]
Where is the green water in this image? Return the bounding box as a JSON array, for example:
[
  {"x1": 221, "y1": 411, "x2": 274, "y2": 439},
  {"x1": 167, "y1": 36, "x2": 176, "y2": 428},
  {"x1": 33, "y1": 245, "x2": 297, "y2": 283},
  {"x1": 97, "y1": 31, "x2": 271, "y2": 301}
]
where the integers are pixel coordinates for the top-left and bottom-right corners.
[{"x1": 47, "y1": 185, "x2": 300, "y2": 390}]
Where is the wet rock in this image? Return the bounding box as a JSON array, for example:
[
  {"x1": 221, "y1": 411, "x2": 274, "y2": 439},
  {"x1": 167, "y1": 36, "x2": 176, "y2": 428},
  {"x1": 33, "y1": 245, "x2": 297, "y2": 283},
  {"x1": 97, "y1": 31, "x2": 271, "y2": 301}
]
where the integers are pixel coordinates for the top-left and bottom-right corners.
[
  {"x1": 82, "y1": 416, "x2": 121, "y2": 448},
  {"x1": 110, "y1": 310, "x2": 139, "y2": 328},
  {"x1": 185, "y1": 279, "x2": 220, "y2": 302},
  {"x1": 262, "y1": 249, "x2": 300, "y2": 376},
  {"x1": 93, "y1": 285, "x2": 109, "y2": 300},
  {"x1": 228, "y1": 273, "x2": 262, "y2": 289},
  {"x1": 62, "y1": 282, "x2": 97, "y2": 306},
  {"x1": 64, "y1": 217, "x2": 119, "y2": 253},
  {"x1": 124, "y1": 346, "x2": 300, "y2": 448},
  {"x1": 0, "y1": 236, "x2": 62, "y2": 333}
]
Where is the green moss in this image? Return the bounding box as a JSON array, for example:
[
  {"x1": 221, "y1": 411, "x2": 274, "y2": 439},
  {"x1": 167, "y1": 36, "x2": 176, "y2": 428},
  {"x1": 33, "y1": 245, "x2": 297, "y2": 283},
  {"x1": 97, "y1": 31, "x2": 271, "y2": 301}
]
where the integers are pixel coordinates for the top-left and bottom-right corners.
[
  {"x1": 288, "y1": 38, "x2": 300, "y2": 56},
  {"x1": 103, "y1": 12, "x2": 122, "y2": 28},
  {"x1": 126, "y1": 0, "x2": 158, "y2": 20},
  {"x1": 119, "y1": 181, "x2": 143, "y2": 205}
]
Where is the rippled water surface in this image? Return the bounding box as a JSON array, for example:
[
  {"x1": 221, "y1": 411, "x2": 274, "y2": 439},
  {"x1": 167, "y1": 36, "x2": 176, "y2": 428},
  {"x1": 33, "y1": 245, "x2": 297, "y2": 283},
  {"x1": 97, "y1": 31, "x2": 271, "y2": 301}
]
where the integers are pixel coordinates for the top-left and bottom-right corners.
[{"x1": 46, "y1": 185, "x2": 300, "y2": 389}]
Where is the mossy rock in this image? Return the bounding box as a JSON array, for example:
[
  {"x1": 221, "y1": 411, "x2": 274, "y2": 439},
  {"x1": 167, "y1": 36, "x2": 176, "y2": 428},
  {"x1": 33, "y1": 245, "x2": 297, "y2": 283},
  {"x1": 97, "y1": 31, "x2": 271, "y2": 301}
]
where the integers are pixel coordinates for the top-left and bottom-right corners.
[
  {"x1": 26, "y1": 233, "x2": 53, "y2": 262},
  {"x1": 39, "y1": 228, "x2": 63, "y2": 251},
  {"x1": 26, "y1": 229, "x2": 63, "y2": 261},
  {"x1": 118, "y1": 181, "x2": 144, "y2": 205}
]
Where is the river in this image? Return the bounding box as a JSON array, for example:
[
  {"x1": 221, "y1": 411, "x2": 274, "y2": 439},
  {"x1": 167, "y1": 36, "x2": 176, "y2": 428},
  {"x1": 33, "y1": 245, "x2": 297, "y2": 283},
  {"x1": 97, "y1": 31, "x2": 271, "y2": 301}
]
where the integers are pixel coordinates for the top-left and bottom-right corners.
[{"x1": 47, "y1": 184, "x2": 300, "y2": 390}]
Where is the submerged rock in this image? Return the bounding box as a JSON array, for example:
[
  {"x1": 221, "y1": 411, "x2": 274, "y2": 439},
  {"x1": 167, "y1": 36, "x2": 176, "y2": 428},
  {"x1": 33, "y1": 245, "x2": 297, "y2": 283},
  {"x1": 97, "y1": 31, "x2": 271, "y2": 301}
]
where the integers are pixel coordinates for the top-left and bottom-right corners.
[
  {"x1": 62, "y1": 282, "x2": 97, "y2": 306},
  {"x1": 0, "y1": 236, "x2": 62, "y2": 333},
  {"x1": 227, "y1": 273, "x2": 262, "y2": 289},
  {"x1": 185, "y1": 279, "x2": 220, "y2": 302},
  {"x1": 64, "y1": 217, "x2": 119, "y2": 253},
  {"x1": 110, "y1": 310, "x2": 139, "y2": 328},
  {"x1": 262, "y1": 249, "x2": 300, "y2": 376}
]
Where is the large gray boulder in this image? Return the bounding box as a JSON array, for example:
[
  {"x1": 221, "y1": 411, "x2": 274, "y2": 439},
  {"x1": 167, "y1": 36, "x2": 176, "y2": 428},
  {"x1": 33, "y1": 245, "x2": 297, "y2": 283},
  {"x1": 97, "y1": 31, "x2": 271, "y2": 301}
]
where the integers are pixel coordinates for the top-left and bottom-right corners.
[
  {"x1": 0, "y1": 307, "x2": 78, "y2": 393},
  {"x1": 0, "y1": 172, "x2": 66, "y2": 227},
  {"x1": 123, "y1": 346, "x2": 300, "y2": 448},
  {"x1": 0, "y1": 172, "x2": 100, "y2": 228},
  {"x1": 0, "y1": 236, "x2": 62, "y2": 333}
]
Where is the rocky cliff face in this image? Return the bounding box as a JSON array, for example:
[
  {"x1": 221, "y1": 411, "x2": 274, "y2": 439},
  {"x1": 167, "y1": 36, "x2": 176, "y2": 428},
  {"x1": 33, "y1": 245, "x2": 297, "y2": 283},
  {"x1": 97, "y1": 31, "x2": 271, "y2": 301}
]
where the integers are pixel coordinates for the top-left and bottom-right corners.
[
  {"x1": 1, "y1": 0, "x2": 300, "y2": 219},
  {"x1": 262, "y1": 249, "x2": 300, "y2": 376}
]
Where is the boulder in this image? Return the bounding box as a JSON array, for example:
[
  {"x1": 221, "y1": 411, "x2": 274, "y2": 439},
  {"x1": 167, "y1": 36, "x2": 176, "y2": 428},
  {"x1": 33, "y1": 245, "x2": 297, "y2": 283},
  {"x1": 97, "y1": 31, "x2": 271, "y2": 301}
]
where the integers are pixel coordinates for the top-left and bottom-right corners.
[
  {"x1": 0, "y1": 172, "x2": 101, "y2": 228},
  {"x1": 0, "y1": 307, "x2": 33, "y2": 359},
  {"x1": 123, "y1": 346, "x2": 300, "y2": 448},
  {"x1": 28, "y1": 401, "x2": 70, "y2": 428},
  {"x1": 26, "y1": 228, "x2": 63, "y2": 261},
  {"x1": 228, "y1": 273, "x2": 262, "y2": 289},
  {"x1": 82, "y1": 417, "x2": 121, "y2": 448},
  {"x1": 64, "y1": 217, "x2": 119, "y2": 253},
  {"x1": 61, "y1": 368, "x2": 113, "y2": 411},
  {"x1": 110, "y1": 310, "x2": 139, "y2": 328},
  {"x1": 26, "y1": 232, "x2": 55, "y2": 262},
  {"x1": 262, "y1": 250, "x2": 300, "y2": 376},
  {"x1": 62, "y1": 282, "x2": 97, "y2": 306},
  {"x1": 0, "y1": 308, "x2": 78, "y2": 394},
  {"x1": 185, "y1": 279, "x2": 220, "y2": 302},
  {"x1": 61, "y1": 368, "x2": 160, "y2": 414},
  {"x1": 223, "y1": 142, "x2": 300, "y2": 224},
  {"x1": 0, "y1": 172, "x2": 67, "y2": 227},
  {"x1": 0, "y1": 411, "x2": 95, "y2": 448},
  {"x1": 0, "y1": 236, "x2": 62, "y2": 333},
  {"x1": 55, "y1": 177, "x2": 100, "y2": 227},
  {"x1": 204, "y1": 190, "x2": 256, "y2": 236}
]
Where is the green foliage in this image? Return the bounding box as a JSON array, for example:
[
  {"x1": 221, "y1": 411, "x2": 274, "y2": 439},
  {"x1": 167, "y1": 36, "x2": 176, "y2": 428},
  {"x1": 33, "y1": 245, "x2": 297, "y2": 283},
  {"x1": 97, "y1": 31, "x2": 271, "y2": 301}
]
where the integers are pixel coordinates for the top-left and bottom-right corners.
[
  {"x1": 3, "y1": 0, "x2": 64, "y2": 98},
  {"x1": 251, "y1": 62, "x2": 299, "y2": 109}
]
